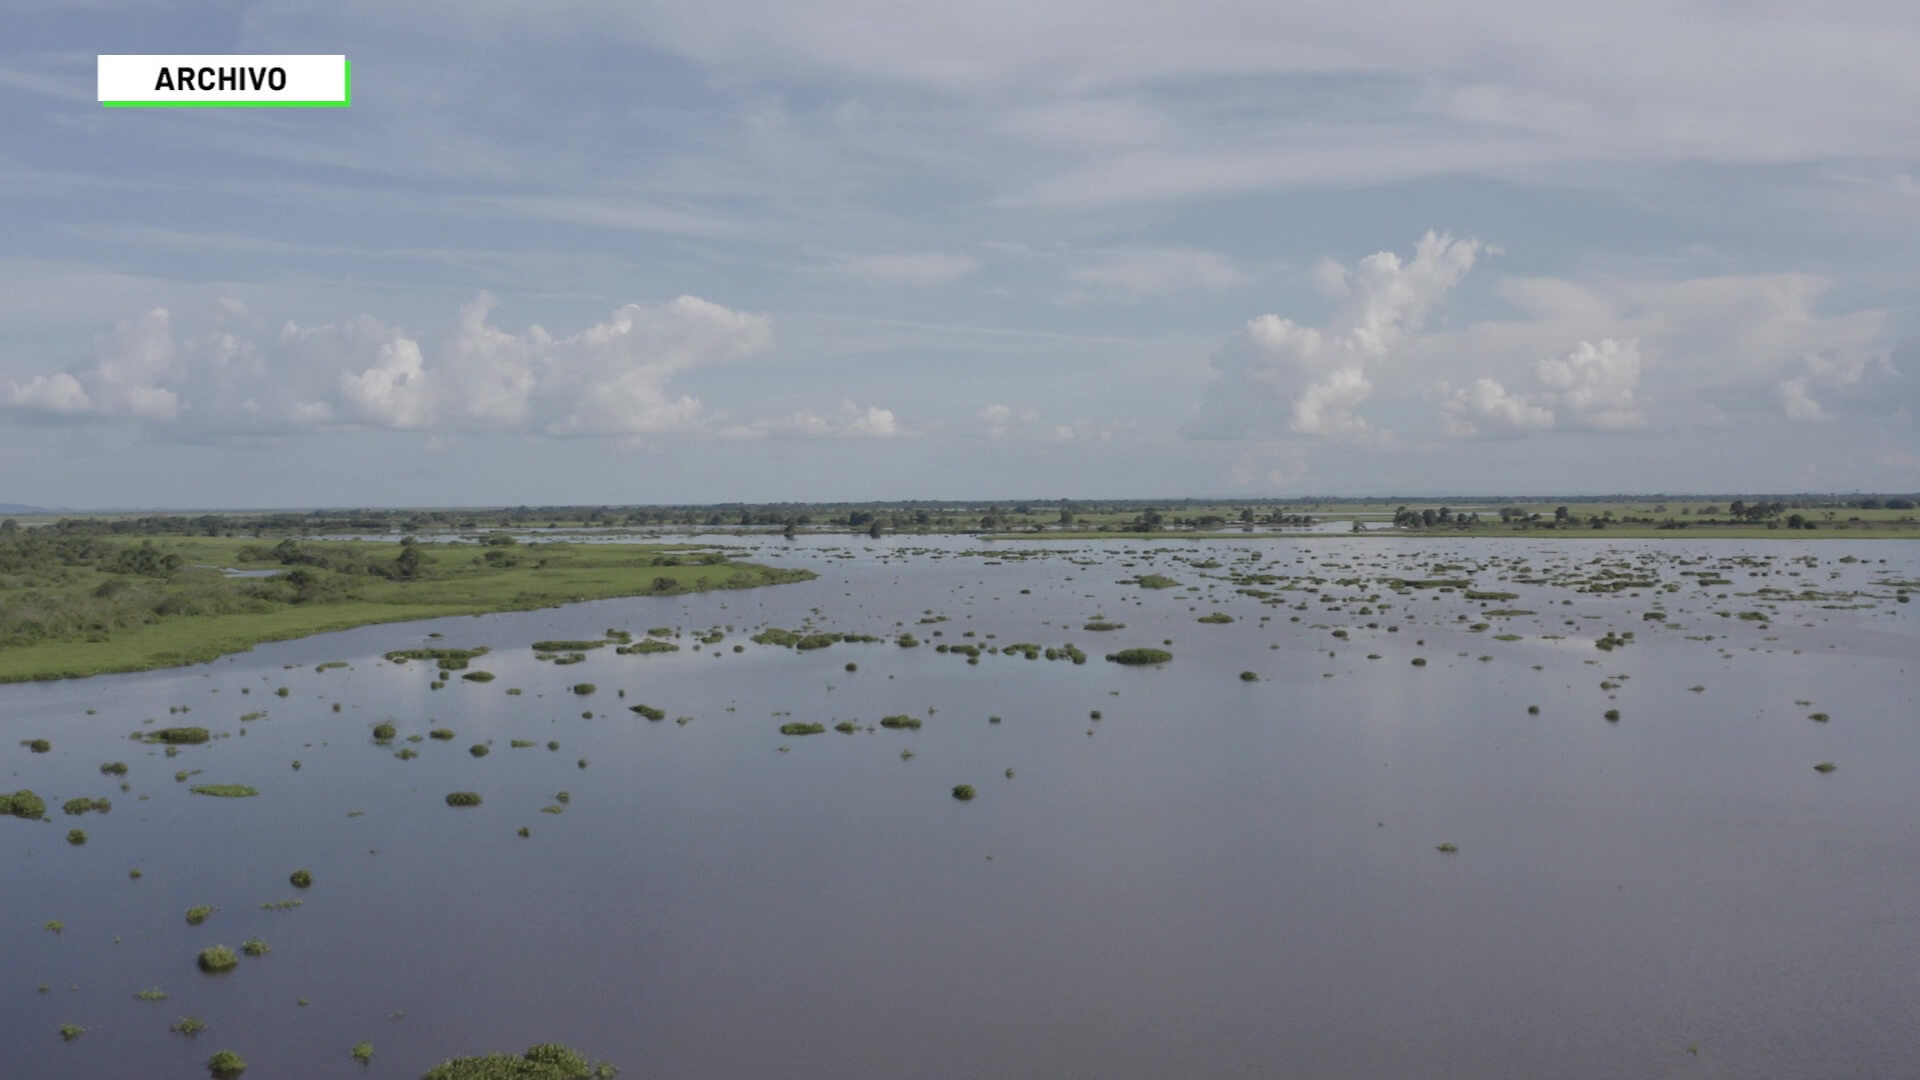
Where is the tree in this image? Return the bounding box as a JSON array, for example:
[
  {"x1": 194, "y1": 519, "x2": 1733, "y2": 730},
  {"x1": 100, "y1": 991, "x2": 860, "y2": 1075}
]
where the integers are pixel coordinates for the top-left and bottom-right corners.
[
  {"x1": 394, "y1": 536, "x2": 422, "y2": 580},
  {"x1": 1554, "y1": 506, "x2": 1570, "y2": 523},
  {"x1": 782, "y1": 521, "x2": 796, "y2": 540},
  {"x1": 868, "y1": 519, "x2": 883, "y2": 539}
]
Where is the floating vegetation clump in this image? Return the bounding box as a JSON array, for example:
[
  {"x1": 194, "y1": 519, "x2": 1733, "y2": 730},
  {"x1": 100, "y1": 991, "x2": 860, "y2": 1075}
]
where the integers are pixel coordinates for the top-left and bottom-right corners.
[
  {"x1": 191, "y1": 785, "x2": 259, "y2": 798},
  {"x1": 1814, "y1": 762, "x2": 1838, "y2": 773},
  {"x1": 834, "y1": 721, "x2": 857, "y2": 734},
  {"x1": 629, "y1": 704, "x2": 666, "y2": 721},
  {"x1": 240, "y1": 937, "x2": 270, "y2": 957},
  {"x1": 27, "y1": 737, "x2": 51, "y2": 752},
  {"x1": 445, "y1": 791, "x2": 483, "y2": 807},
  {"x1": 60, "y1": 1022, "x2": 85, "y2": 1041},
  {"x1": 372, "y1": 722, "x2": 397, "y2": 741},
  {"x1": 952, "y1": 784, "x2": 976, "y2": 801},
  {"x1": 62, "y1": 796, "x2": 111, "y2": 815},
  {"x1": 384, "y1": 647, "x2": 490, "y2": 665},
  {"x1": 1239, "y1": 671, "x2": 1259, "y2": 681},
  {"x1": 186, "y1": 905, "x2": 214, "y2": 925},
  {"x1": 289, "y1": 870, "x2": 312, "y2": 888},
  {"x1": 779, "y1": 722, "x2": 826, "y2": 736},
  {"x1": 171, "y1": 1015, "x2": 207, "y2": 1035},
  {"x1": 469, "y1": 744, "x2": 490, "y2": 758},
  {"x1": 352, "y1": 1042, "x2": 374, "y2": 1063},
  {"x1": 1436, "y1": 843, "x2": 1460, "y2": 854},
  {"x1": 146, "y1": 727, "x2": 211, "y2": 744},
  {"x1": 570, "y1": 683, "x2": 597, "y2": 695},
  {"x1": 462, "y1": 671, "x2": 496, "y2": 682},
  {"x1": 531, "y1": 640, "x2": 606, "y2": 652},
  {"x1": 430, "y1": 729, "x2": 455, "y2": 740},
  {"x1": 615, "y1": 639, "x2": 679, "y2": 655},
  {"x1": 207, "y1": 1049, "x2": 247, "y2": 1076},
  {"x1": 67, "y1": 828, "x2": 87, "y2": 844},
  {"x1": 197, "y1": 945, "x2": 239, "y2": 972},
  {"x1": 1106, "y1": 648, "x2": 1172, "y2": 665},
  {"x1": 422, "y1": 1043, "x2": 616, "y2": 1080},
  {"x1": 1197, "y1": 613, "x2": 1234, "y2": 623},
  {"x1": 5, "y1": 780, "x2": 52, "y2": 814},
  {"x1": 879, "y1": 715, "x2": 923, "y2": 730},
  {"x1": 1134, "y1": 575, "x2": 1178, "y2": 589},
  {"x1": 100, "y1": 761, "x2": 129, "y2": 775}
]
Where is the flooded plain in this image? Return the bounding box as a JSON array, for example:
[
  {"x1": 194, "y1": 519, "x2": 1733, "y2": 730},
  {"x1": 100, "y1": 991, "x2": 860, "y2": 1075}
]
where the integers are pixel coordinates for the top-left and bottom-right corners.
[{"x1": 4, "y1": 536, "x2": 1917, "y2": 1079}]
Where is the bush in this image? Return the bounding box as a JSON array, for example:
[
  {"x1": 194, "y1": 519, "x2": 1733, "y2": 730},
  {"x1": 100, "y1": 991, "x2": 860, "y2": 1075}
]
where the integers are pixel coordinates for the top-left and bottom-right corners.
[
  {"x1": 372, "y1": 722, "x2": 396, "y2": 741},
  {"x1": 570, "y1": 683, "x2": 596, "y2": 695},
  {"x1": 879, "y1": 715, "x2": 923, "y2": 730},
  {"x1": 290, "y1": 869, "x2": 312, "y2": 888},
  {"x1": 208, "y1": 1049, "x2": 247, "y2": 1075},
  {"x1": 430, "y1": 729, "x2": 455, "y2": 740},
  {"x1": 778, "y1": 723, "x2": 825, "y2": 736},
  {"x1": 469, "y1": 744, "x2": 490, "y2": 758},
  {"x1": 1105, "y1": 648, "x2": 1172, "y2": 665},
  {"x1": 186, "y1": 905, "x2": 214, "y2": 925},
  {"x1": 27, "y1": 738, "x2": 50, "y2": 752},
  {"x1": 1239, "y1": 671, "x2": 1258, "y2": 681},
  {"x1": 445, "y1": 791, "x2": 483, "y2": 807},
  {"x1": 67, "y1": 828, "x2": 87, "y2": 845},
  {"x1": 952, "y1": 784, "x2": 976, "y2": 801},
  {"x1": 147, "y1": 727, "x2": 210, "y2": 744},
  {"x1": 240, "y1": 937, "x2": 269, "y2": 956},
  {"x1": 462, "y1": 670, "x2": 495, "y2": 682},
  {"x1": 62, "y1": 796, "x2": 111, "y2": 815},
  {"x1": 100, "y1": 761, "x2": 129, "y2": 775}
]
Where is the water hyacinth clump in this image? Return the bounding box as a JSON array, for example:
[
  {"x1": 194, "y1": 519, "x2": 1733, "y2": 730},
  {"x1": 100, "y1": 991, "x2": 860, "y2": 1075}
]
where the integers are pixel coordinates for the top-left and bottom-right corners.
[
  {"x1": 1106, "y1": 648, "x2": 1172, "y2": 665},
  {"x1": 422, "y1": 1043, "x2": 616, "y2": 1080},
  {"x1": 197, "y1": 945, "x2": 239, "y2": 972},
  {"x1": 445, "y1": 791, "x2": 483, "y2": 807},
  {"x1": 779, "y1": 722, "x2": 826, "y2": 736}
]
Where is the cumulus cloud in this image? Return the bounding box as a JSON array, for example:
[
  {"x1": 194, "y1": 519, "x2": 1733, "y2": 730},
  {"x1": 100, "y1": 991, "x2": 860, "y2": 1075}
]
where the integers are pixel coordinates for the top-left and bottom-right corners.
[
  {"x1": 4, "y1": 295, "x2": 774, "y2": 438},
  {"x1": 1186, "y1": 231, "x2": 1481, "y2": 441},
  {"x1": 1534, "y1": 338, "x2": 1646, "y2": 430},
  {"x1": 1440, "y1": 377, "x2": 1555, "y2": 437},
  {"x1": 1772, "y1": 348, "x2": 1904, "y2": 423},
  {"x1": 1441, "y1": 337, "x2": 1645, "y2": 436},
  {"x1": 717, "y1": 401, "x2": 905, "y2": 439},
  {"x1": 979, "y1": 402, "x2": 1037, "y2": 436}
]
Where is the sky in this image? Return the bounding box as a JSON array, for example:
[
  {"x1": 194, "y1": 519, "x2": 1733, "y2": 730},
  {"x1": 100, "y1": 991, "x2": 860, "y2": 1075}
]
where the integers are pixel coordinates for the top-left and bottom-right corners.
[{"x1": 2, "y1": 0, "x2": 1918, "y2": 508}]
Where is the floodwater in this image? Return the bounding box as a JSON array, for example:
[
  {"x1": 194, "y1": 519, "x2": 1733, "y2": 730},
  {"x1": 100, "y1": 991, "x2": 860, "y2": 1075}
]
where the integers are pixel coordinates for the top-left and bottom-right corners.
[{"x1": 3, "y1": 536, "x2": 1916, "y2": 1079}]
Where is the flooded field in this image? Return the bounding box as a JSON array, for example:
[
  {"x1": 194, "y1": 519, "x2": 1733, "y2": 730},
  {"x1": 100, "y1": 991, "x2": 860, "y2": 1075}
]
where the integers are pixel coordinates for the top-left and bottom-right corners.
[{"x1": 5, "y1": 536, "x2": 1917, "y2": 1079}]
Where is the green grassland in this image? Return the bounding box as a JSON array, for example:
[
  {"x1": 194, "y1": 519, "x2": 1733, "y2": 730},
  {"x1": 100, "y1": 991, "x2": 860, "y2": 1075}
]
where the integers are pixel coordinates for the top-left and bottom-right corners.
[{"x1": 0, "y1": 536, "x2": 812, "y2": 683}]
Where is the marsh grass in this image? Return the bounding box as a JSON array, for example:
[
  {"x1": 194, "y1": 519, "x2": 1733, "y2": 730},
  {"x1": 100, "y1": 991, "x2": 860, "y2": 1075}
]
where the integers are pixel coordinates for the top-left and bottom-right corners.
[
  {"x1": 240, "y1": 937, "x2": 269, "y2": 957},
  {"x1": 191, "y1": 785, "x2": 259, "y2": 797}
]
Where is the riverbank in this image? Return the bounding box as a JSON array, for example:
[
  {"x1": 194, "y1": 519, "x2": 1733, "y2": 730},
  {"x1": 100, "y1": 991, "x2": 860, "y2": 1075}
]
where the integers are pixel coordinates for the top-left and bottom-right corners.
[{"x1": 0, "y1": 538, "x2": 814, "y2": 682}]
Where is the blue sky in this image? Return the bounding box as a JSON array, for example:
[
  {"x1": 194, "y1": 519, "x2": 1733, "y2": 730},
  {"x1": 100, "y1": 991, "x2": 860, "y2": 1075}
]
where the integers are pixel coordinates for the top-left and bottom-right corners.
[{"x1": 3, "y1": 0, "x2": 1917, "y2": 507}]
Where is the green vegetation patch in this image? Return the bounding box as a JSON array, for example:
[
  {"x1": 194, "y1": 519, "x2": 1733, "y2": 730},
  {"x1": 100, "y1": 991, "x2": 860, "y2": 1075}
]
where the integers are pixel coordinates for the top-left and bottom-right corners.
[
  {"x1": 62, "y1": 796, "x2": 112, "y2": 816},
  {"x1": 778, "y1": 722, "x2": 826, "y2": 736},
  {"x1": 615, "y1": 638, "x2": 679, "y2": 654},
  {"x1": 445, "y1": 791, "x2": 483, "y2": 807},
  {"x1": 2, "y1": 790, "x2": 49, "y2": 819},
  {"x1": 146, "y1": 727, "x2": 211, "y2": 744},
  {"x1": 197, "y1": 945, "x2": 239, "y2": 972},
  {"x1": 190, "y1": 785, "x2": 259, "y2": 798},
  {"x1": 879, "y1": 715, "x2": 924, "y2": 730},
  {"x1": 628, "y1": 704, "x2": 666, "y2": 721},
  {"x1": 1106, "y1": 648, "x2": 1173, "y2": 665},
  {"x1": 422, "y1": 1042, "x2": 616, "y2": 1080},
  {"x1": 1134, "y1": 575, "x2": 1179, "y2": 589},
  {"x1": 531, "y1": 640, "x2": 606, "y2": 652}
]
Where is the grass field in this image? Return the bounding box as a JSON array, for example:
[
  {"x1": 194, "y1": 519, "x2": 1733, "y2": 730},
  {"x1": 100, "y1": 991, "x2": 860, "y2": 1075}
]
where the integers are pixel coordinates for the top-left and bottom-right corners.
[{"x1": 0, "y1": 538, "x2": 812, "y2": 683}]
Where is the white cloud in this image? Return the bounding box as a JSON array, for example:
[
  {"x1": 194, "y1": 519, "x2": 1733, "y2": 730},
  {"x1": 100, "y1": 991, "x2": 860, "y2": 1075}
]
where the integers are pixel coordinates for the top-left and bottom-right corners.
[
  {"x1": 1187, "y1": 231, "x2": 1480, "y2": 441},
  {"x1": 717, "y1": 401, "x2": 906, "y2": 439},
  {"x1": 979, "y1": 402, "x2": 1038, "y2": 436},
  {"x1": 5, "y1": 295, "x2": 773, "y2": 438},
  {"x1": 1440, "y1": 376, "x2": 1555, "y2": 437},
  {"x1": 1533, "y1": 338, "x2": 1646, "y2": 430},
  {"x1": 1775, "y1": 376, "x2": 1829, "y2": 422}
]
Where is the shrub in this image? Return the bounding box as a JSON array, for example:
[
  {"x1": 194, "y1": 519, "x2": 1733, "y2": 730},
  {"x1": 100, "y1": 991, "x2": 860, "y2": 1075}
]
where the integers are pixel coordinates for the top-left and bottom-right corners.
[
  {"x1": 208, "y1": 1049, "x2": 247, "y2": 1075},
  {"x1": 67, "y1": 828, "x2": 87, "y2": 845},
  {"x1": 372, "y1": 722, "x2": 396, "y2": 741},
  {"x1": 100, "y1": 761, "x2": 129, "y2": 775},
  {"x1": 171, "y1": 1015, "x2": 207, "y2": 1035},
  {"x1": 1239, "y1": 671, "x2": 1258, "y2": 682},
  {"x1": 240, "y1": 937, "x2": 269, "y2": 957},
  {"x1": 147, "y1": 727, "x2": 210, "y2": 744},
  {"x1": 952, "y1": 784, "x2": 976, "y2": 801},
  {"x1": 60, "y1": 1023, "x2": 85, "y2": 1041},
  {"x1": 430, "y1": 728, "x2": 455, "y2": 740},
  {"x1": 289, "y1": 870, "x2": 312, "y2": 888},
  {"x1": 461, "y1": 671, "x2": 496, "y2": 682},
  {"x1": 445, "y1": 791, "x2": 483, "y2": 807},
  {"x1": 27, "y1": 738, "x2": 50, "y2": 752},
  {"x1": 186, "y1": 905, "x2": 214, "y2": 925},
  {"x1": 197, "y1": 945, "x2": 239, "y2": 972},
  {"x1": 834, "y1": 721, "x2": 856, "y2": 734},
  {"x1": 779, "y1": 723, "x2": 826, "y2": 736},
  {"x1": 352, "y1": 1042, "x2": 374, "y2": 1063},
  {"x1": 469, "y1": 744, "x2": 490, "y2": 758},
  {"x1": 570, "y1": 683, "x2": 596, "y2": 695},
  {"x1": 879, "y1": 715, "x2": 922, "y2": 730},
  {"x1": 63, "y1": 797, "x2": 111, "y2": 815}
]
